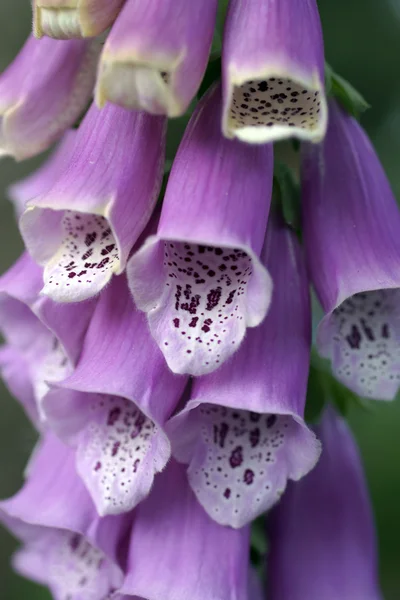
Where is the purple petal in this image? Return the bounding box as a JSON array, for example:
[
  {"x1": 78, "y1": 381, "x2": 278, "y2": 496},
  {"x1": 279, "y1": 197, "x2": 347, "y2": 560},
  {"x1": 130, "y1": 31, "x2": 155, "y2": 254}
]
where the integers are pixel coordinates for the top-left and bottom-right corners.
[
  {"x1": 0, "y1": 35, "x2": 99, "y2": 160},
  {"x1": 222, "y1": 0, "x2": 327, "y2": 143},
  {"x1": 20, "y1": 103, "x2": 165, "y2": 303},
  {"x1": 267, "y1": 408, "x2": 382, "y2": 600},
  {"x1": 43, "y1": 275, "x2": 187, "y2": 515},
  {"x1": 118, "y1": 460, "x2": 250, "y2": 600},
  {"x1": 0, "y1": 253, "x2": 95, "y2": 422},
  {"x1": 0, "y1": 346, "x2": 38, "y2": 425},
  {"x1": 34, "y1": 0, "x2": 125, "y2": 39},
  {"x1": 128, "y1": 84, "x2": 273, "y2": 375},
  {"x1": 302, "y1": 100, "x2": 400, "y2": 400},
  {"x1": 96, "y1": 0, "x2": 217, "y2": 116},
  {"x1": 8, "y1": 131, "x2": 77, "y2": 218},
  {"x1": 167, "y1": 215, "x2": 320, "y2": 527},
  {"x1": 0, "y1": 434, "x2": 128, "y2": 599}
]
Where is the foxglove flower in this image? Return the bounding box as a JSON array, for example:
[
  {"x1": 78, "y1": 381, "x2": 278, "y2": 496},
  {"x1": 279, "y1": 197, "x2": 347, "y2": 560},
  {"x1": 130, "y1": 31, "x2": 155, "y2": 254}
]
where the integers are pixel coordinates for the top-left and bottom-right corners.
[
  {"x1": 128, "y1": 85, "x2": 273, "y2": 376},
  {"x1": 42, "y1": 275, "x2": 187, "y2": 516},
  {"x1": 20, "y1": 102, "x2": 165, "y2": 303},
  {"x1": 96, "y1": 0, "x2": 217, "y2": 116},
  {"x1": 116, "y1": 459, "x2": 250, "y2": 600},
  {"x1": 167, "y1": 215, "x2": 320, "y2": 527},
  {"x1": 302, "y1": 100, "x2": 400, "y2": 400},
  {"x1": 33, "y1": 0, "x2": 125, "y2": 39},
  {"x1": 8, "y1": 131, "x2": 77, "y2": 218},
  {"x1": 0, "y1": 433, "x2": 130, "y2": 599},
  {"x1": 0, "y1": 35, "x2": 99, "y2": 160},
  {"x1": 222, "y1": 0, "x2": 327, "y2": 144},
  {"x1": 267, "y1": 408, "x2": 382, "y2": 600},
  {"x1": 0, "y1": 253, "x2": 94, "y2": 423}
]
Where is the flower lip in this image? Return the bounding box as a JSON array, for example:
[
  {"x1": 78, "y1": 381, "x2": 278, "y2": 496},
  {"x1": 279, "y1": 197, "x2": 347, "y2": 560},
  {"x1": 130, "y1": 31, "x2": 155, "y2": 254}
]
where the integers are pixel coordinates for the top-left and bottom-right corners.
[
  {"x1": 22, "y1": 203, "x2": 122, "y2": 304},
  {"x1": 317, "y1": 287, "x2": 400, "y2": 401},
  {"x1": 35, "y1": 7, "x2": 82, "y2": 39},
  {"x1": 223, "y1": 66, "x2": 327, "y2": 144},
  {"x1": 128, "y1": 232, "x2": 273, "y2": 376},
  {"x1": 96, "y1": 51, "x2": 186, "y2": 116},
  {"x1": 33, "y1": 0, "x2": 126, "y2": 39},
  {"x1": 167, "y1": 397, "x2": 320, "y2": 529}
]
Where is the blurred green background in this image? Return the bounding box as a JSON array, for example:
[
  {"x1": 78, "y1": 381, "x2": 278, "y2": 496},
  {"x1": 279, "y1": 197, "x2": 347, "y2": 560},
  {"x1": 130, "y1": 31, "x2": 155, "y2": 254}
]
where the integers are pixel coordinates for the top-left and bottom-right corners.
[{"x1": 1, "y1": 1, "x2": 400, "y2": 598}]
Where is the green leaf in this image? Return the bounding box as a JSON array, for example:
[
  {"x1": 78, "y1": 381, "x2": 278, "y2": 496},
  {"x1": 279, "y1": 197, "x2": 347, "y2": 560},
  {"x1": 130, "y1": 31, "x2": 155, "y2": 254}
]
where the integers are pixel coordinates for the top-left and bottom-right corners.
[
  {"x1": 325, "y1": 63, "x2": 370, "y2": 119},
  {"x1": 305, "y1": 363, "x2": 327, "y2": 424},
  {"x1": 273, "y1": 162, "x2": 301, "y2": 233},
  {"x1": 197, "y1": 59, "x2": 221, "y2": 100}
]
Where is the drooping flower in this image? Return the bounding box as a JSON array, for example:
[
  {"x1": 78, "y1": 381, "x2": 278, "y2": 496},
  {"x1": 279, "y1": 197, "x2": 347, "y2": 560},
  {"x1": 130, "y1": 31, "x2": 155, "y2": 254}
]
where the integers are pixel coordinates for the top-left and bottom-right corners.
[
  {"x1": 96, "y1": 0, "x2": 218, "y2": 116},
  {"x1": 42, "y1": 274, "x2": 187, "y2": 516},
  {"x1": 128, "y1": 84, "x2": 273, "y2": 376},
  {"x1": 0, "y1": 35, "x2": 100, "y2": 160},
  {"x1": 8, "y1": 131, "x2": 77, "y2": 218},
  {"x1": 0, "y1": 253, "x2": 94, "y2": 424},
  {"x1": 0, "y1": 433, "x2": 130, "y2": 599},
  {"x1": 167, "y1": 214, "x2": 320, "y2": 528},
  {"x1": 20, "y1": 102, "x2": 166, "y2": 303},
  {"x1": 116, "y1": 459, "x2": 251, "y2": 600},
  {"x1": 33, "y1": 0, "x2": 125, "y2": 39},
  {"x1": 266, "y1": 407, "x2": 382, "y2": 600},
  {"x1": 222, "y1": 0, "x2": 327, "y2": 144},
  {"x1": 302, "y1": 100, "x2": 400, "y2": 400}
]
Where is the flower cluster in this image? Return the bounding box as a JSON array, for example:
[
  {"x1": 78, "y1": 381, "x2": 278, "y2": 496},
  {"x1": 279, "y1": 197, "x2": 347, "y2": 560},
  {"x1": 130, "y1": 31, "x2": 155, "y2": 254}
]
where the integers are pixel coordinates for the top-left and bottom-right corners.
[{"x1": 0, "y1": 0, "x2": 394, "y2": 598}]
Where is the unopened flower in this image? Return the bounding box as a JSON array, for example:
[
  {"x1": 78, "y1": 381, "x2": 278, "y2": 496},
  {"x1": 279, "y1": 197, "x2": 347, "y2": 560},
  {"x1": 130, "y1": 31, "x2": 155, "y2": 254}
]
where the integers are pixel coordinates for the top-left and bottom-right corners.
[
  {"x1": 43, "y1": 275, "x2": 187, "y2": 516},
  {"x1": 0, "y1": 35, "x2": 99, "y2": 160},
  {"x1": 128, "y1": 85, "x2": 273, "y2": 376},
  {"x1": 267, "y1": 408, "x2": 382, "y2": 600},
  {"x1": 33, "y1": 0, "x2": 125, "y2": 39},
  {"x1": 0, "y1": 253, "x2": 94, "y2": 423},
  {"x1": 222, "y1": 0, "x2": 327, "y2": 143},
  {"x1": 167, "y1": 215, "x2": 320, "y2": 527},
  {"x1": 0, "y1": 434, "x2": 130, "y2": 599},
  {"x1": 116, "y1": 459, "x2": 251, "y2": 600},
  {"x1": 96, "y1": 0, "x2": 218, "y2": 116},
  {"x1": 302, "y1": 100, "x2": 400, "y2": 400},
  {"x1": 20, "y1": 102, "x2": 166, "y2": 303}
]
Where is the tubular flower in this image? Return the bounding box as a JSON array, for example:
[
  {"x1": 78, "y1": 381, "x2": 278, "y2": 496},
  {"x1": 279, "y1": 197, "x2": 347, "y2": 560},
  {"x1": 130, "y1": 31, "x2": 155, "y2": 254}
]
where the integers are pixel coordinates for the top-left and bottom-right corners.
[
  {"x1": 96, "y1": 0, "x2": 217, "y2": 116},
  {"x1": 116, "y1": 459, "x2": 251, "y2": 600},
  {"x1": 167, "y1": 214, "x2": 320, "y2": 527},
  {"x1": 222, "y1": 0, "x2": 327, "y2": 144},
  {"x1": 0, "y1": 35, "x2": 99, "y2": 160},
  {"x1": 42, "y1": 275, "x2": 187, "y2": 516},
  {"x1": 20, "y1": 102, "x2": 166, "y2": 303},
  {"x1": 302, "y1": 100, "x2": 400, "y2": 400},
  {"x1": 128, "y1": 84, "x2": 273, "y2": 376},
  {"x1": 267, "y1": 408, "x2": 382, "y2": 600},
  {"x1": 0, "y1": 434, "x2": 130, "y2": 600},
  {"x1": 33, "y1": 0, "x2": 125, "y2": 39},
  {"x1": 0, "y1": 253, "x2": 94, "y2": 424}
]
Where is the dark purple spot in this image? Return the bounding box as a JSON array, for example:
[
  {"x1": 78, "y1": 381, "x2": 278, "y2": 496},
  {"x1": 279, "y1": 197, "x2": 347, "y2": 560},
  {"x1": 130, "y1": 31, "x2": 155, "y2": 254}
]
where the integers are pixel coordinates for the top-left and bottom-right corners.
[
  {"x1": 229, "y1": 446, "x2": 243, "y2": 468},
  {"x1": 244, "y1": 469, "x2": 254, "y2": 485},
  {"x1": 107, "y1": 407, "x2": 121, "y2": 426},
  {"x1": 249, "y1": 428, "x2": 260, "y2": 448}
]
